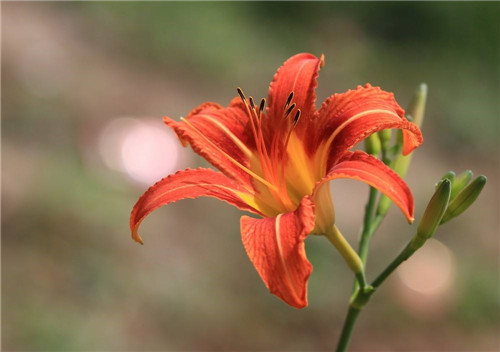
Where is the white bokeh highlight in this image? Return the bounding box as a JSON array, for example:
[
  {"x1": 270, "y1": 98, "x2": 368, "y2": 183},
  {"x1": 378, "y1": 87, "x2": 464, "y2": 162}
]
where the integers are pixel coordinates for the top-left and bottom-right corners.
[
  {"x1": 99, "y1": 117, "x2": 185, "y2": 185},
  {"x1": 393, "y1": 238, "x2": 457, "y2": 318},
  {"x1": 396, "y1": 238, "x2": 455, "y2": 296}
]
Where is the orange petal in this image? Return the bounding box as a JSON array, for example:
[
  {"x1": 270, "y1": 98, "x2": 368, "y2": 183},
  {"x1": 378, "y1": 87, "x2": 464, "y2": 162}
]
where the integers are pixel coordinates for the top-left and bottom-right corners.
[
  {"x1": 266, "y1": 53, "x2": 323, "y2": 134},
  {"x1": 316, "y1": 151, "x2": 415, "y2": 222},
  {"x1": 164, "y1": 98, "x2": 255, "y2": 187},
  {"x1": 314, "y1": 84, "x2": 423, "y2": 168},
  {"x1": 240, "y1": 196, "x2": 316, "y2": 309},
  {"x1": 130, "y1": 168, "x2": 260, "y2": 244}
]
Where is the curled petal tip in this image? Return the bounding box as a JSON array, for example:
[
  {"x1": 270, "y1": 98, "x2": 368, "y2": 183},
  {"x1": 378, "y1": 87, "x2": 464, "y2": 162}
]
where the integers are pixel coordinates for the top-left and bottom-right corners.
[
  {"x1": 292, "y1": 301, "x2": 308, "y2": 309},
  {"x1": 408, "y1": 217, "x2": 415, "y2": 224},
  {"x1": 319, "y1": 53, "x2": 325, "y2": 68},
  {"x1": 132, "y1": 228, "x2": 144, "y2": 245}
]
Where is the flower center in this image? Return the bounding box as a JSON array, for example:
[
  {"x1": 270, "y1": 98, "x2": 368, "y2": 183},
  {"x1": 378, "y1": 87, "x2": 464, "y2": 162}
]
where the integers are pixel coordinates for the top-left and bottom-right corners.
[{"x1": 236, "y1": 88, "x2": 317, "y2": 216}]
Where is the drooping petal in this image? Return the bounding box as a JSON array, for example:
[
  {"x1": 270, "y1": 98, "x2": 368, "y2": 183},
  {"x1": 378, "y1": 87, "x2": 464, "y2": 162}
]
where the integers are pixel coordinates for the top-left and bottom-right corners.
[
  {"x1": 164, "y1": 98, "x2": 256, "y2": 187},
  {"x1": 315, "y1": 151, "x2": 415, "y2": 222},
  {"x1": 130, "y1": 168, "x2": 260, "y2": 244},
  {"x1": 313, "y1": 84, "x2": 423, "y2": 170},
  {"x1": 240, "y1": 196, "x2": 316, "y2": 308},
  {"x1": 266, "y1": 53, "x2": 324, "y2": 133}
]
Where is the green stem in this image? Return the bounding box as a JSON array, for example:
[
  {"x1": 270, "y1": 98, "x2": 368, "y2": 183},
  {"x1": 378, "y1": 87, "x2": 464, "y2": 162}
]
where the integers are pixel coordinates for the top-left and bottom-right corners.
[
  {"x1": 372, "y1": 241, "x2": 415, "y2": 288},
  {"x1": 336, "y1": 187, "x2": 381, "y2": 352},
  {"x1": 355, "y1": 271, "x2": 368, "y2": 290},
  {"x1": 358, "y1": 187, "x2": 378, "y2": 264},
  {"x1": 336, "y1": 188, "x2": 393, "y2": 352},
  {"x1": 335, "y1": 306, "x2": 361, "y2": 352},
  {"x1": 357, "y1": 191, "x2": 386, "y2": 268},
  {"x1": 368, "y1": 214, "x2": 384, "y2": 236},
  {"x1": 335, "y1": 238, "x2": 416, "y2": 352},
  {"x1": 325, "y1": 225, "x2": 364, "y2": 274}
]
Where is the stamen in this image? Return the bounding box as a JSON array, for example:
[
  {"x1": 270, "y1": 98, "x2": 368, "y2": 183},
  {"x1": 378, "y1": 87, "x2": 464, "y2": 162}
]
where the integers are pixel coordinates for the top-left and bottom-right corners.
[
  {"x1": 181, "y1": 117, "x2": 278, "y2": 192},
  {"x1": 284, "y1": 103, "x2": 296, "y2": 119},
  {"x1": 237, "y1": 87, "x2": 276, "y2": 190},
  {"x1": 249, "y1": 97, "x2": 256, "y2": 110},
  {"x1": 258, "y1": 98, "x2": 266, "y2": 116},
  {"x1": 293, "y1": 109, "x2": 301, "y2": 125},
  {"x1": 236, "y1": 87, "x2": 247, "y2": 102},
  {"x1": 234, "y1": 87, "x2": 297, "y2": 212},
  {"x1": 283, "y1": 91, "x2": 294, "y2": 110}
]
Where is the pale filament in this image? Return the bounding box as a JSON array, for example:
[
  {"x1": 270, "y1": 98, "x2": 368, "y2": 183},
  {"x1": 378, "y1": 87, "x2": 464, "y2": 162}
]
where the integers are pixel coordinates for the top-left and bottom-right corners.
[{"x1": 237, "y1": 88, "x2": 302, "y2": 213}]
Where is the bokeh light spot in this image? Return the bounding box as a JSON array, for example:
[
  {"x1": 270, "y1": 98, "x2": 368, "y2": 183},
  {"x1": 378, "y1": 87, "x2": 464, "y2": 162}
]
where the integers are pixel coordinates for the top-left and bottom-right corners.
[
  {"x1": 393, "y1": 239, "x2": 457, "y2": 318},
  {"x1": 397, "y1": 239, "x2": 455, "y2": 295},
  {"x1": 121, "y1": 121, "x2": 181, "y2": 185},
  {"x1": 99, "y1": 117, "x2": 184, "y2": 185}
]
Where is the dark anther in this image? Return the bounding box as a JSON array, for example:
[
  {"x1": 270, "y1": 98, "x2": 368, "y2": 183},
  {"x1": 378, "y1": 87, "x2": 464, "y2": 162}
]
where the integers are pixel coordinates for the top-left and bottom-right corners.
[
  {"x1": 293, "y1": 109, "x2": 301, "y2": 125},
  {"x1": 259, "y1": 98, "x2": 266, "y2": 113},
  {"x1": 283, "y1": 91, "x2": 294, "y2": 110},
  {"x1": 284, "y1": 103, "x2": 296, "y2": 119},
  {"x1": 236, "y1": 87, "x2": 247, "y2": 102},
  {"x1": 249, "y1": 97, "x2": 256, "y2": 110}
]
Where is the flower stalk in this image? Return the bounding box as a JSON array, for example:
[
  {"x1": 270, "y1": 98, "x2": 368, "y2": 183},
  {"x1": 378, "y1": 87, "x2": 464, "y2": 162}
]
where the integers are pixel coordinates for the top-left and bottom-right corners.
[
  {"x1": 336, "y1": 83, "x2": 429, "y2": 352},
  {"x1": 325, "y1": 225, "x2": 364, "y2": 276}
]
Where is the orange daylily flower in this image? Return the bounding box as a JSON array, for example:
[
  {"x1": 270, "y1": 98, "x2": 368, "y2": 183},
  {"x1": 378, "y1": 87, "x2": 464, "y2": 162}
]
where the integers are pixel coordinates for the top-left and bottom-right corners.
[{"x1": 130, "y1": 53, "x2": 423, "y2": 309}]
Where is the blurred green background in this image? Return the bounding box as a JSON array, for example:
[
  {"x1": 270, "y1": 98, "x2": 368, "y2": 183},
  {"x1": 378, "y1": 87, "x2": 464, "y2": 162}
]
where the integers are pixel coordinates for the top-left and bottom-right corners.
[{"x1": 2, "y1": 2, "x2": 499, "y2": 351}]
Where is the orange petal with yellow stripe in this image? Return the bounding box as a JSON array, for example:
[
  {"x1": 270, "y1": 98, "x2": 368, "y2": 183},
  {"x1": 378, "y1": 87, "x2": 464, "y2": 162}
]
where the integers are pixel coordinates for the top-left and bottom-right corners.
[
  {"x1": 266, "y1": 53, "x2": 323, "y2": 137},
  {"x1": 313, "y1": 84, "x2": 423, "y2": 168},
  {"x1": 164, "y1": 99, "x2": 255, "y2": 187},
  {"x1": 130, "y1": 168, "x2": 261, "y2": 244},
  {"x1": 315, "y1": 151, "x2": 415, "y2": 223},
  {"x1": 240, "y1": 196, "x2": 316, "y2": 308}
]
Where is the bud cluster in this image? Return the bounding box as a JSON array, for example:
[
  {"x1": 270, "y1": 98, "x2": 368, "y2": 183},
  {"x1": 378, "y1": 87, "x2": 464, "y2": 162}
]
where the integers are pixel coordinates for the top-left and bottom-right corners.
[{"x1": 410, "y1": 170, "x2": 486, "y2": 252}]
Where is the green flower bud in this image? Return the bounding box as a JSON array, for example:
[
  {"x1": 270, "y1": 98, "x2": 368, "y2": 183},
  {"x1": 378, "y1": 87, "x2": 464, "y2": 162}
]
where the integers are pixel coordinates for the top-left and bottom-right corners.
[
  {"x1": 436, "y1": 171, "x2": 455, "y2": 190},
  {"x1": 406, "y1": 83, "x2": 427, "y2": 128},
  {"x1": 376, "y1": 194, "x2": 391, "y2": 217},
  {"x1": 441, "y1": 176, "x2": 487, "y2": 224},
  {"x1": 412, "y1": 179, "x2": 451, "y2": 249},
  {"x1": 388, "y1": 83, "x2": 428, "y2": 177},
  {"x1": 441, "y1": 171, "x2": 456, "y2": 183},
  {"x1": 376, "y1": 84, "x2": 428, "y2": 218},
  {"x1": 389, "y1": 130, "x2": 404, "y2": 158},
  {"x1": 418, "y1": 179, "x2": 452, "y2": 238},
  {"x1": 450, "y1": 170, "x2": 473, "y2": 200},
  {"x1": 364, "y1": 133, "x2": 381, "y2": 156},
  {"x1": 378, "y1": 129, "x2": 392, "y2": 148}
]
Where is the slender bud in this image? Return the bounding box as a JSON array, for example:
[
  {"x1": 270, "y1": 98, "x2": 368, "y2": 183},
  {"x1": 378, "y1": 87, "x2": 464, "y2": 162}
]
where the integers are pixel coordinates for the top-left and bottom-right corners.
[
  {"x1": 390, "y1": 83, "x2": 428, "y2": 176},
  {"x1": 435, "y1": 171, "x2": 455, "y2": 190},
  {"x1": 441, "y1": 176, "x2": 487, "y2": 224},
  {"x1": 376, "y1": 194, "x2": 392, "y2": 217},
  {"x1": 376, "y1": 84, "x2": 428, "y2": 218},
  {"x1": 378, "y1": 129, "x2": 392, "y2": 153},
  {"x1": 441, "y1": 171, "x2": 456, "y2": 183},
  {"x1": 364, "y1": 133, "x2": 381, "y2": 156},
  {"x1": 417, "y1": 180, "x2": 451, "y2": 239},
  {"x1": 406, "y1": 83, "x2": 427, "y2": 128},
  {"x1": 450, "y1": 170, "x2": 473, "y2": 200},
  {"x1": 411, "y1": 179, "x2": 451, "y2": 250},
  {"x1": 395, "y1": 129, "x2": 404, "y2": 150}
]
